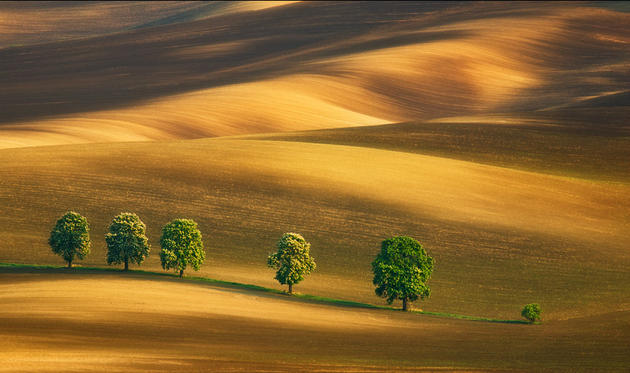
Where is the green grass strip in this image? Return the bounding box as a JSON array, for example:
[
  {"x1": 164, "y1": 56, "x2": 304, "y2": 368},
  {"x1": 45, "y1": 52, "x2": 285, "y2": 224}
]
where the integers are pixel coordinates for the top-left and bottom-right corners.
[{"x1": 0, "y1": 262, "x2": 529, "y2": 324}]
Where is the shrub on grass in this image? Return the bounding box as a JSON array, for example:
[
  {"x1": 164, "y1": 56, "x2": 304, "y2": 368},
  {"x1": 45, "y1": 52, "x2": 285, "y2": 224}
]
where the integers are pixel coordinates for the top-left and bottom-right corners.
[{"x1": 522, "y1": 303, "x2": 542, "y2": 323}]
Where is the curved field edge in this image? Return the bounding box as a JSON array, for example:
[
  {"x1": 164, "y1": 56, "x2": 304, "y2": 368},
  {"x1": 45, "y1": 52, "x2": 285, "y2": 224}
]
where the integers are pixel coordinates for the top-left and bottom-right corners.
[
  {"x1": 253, "y1": 112, "x2": 630, "y2": 183},
  {"x1": 2, "y1": 265, "x2": 628, "y2": 372},
  {"x1": 0, "y1": 262, "x2": 527, "y2": 324}
]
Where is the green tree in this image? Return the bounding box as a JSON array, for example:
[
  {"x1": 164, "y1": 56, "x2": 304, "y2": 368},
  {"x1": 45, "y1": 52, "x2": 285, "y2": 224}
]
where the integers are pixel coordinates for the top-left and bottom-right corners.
[
  {"x1": 521, "y1": 303, "x2": 542, "y2": 323},
  {"x1": 49, "y1": 211, "x2": 91, "y2": 268},
  {"x1": 372, "y1": 236, "x2": 434, "y2": 311},
  {"x1": 267, "y1": 232, "x2": 316, "y2": 294},
  {"x1": 106, "y1": 213, "x2": 150, "y2": 271},
  {"x1": 159, "y1": 219, "x2": 204, "y2": 277}
]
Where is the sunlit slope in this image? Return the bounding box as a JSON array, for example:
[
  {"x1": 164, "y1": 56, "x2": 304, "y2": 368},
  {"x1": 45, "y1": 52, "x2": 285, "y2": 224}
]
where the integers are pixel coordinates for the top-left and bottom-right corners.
[
  {"x1": 0, "y1": 76, "x2": 387, "y2": 148},
  {"x1": 257, "y1": 109, "x2": 630, "y2": 182},
  {"x1": 1, "y1": 2, "x2": 628, "y2": 147},
  {"x1": 1, "y1": 270, "x2": 629, "y2": 372},
  {"x1": 0, "y1": 1, "x2": 296, "y2": 48},
  {"x1": 1, "y1": 138, "x2": 628, "y2": 320}
]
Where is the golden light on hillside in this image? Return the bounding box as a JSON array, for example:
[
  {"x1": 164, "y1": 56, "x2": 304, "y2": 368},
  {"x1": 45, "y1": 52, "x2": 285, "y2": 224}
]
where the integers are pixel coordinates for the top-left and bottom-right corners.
[
  {"x1": 0, "y1": 2, "x2": 629, "y2": 371},
  {"x1": 0, "y1": 3, "x2": 627, "y2": 148}
]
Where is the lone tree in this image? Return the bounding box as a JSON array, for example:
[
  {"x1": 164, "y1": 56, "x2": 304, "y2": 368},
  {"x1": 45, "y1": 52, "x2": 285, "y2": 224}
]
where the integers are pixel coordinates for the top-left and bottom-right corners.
[
  {"x1": 49, "y1": 211, "x2": 91, "y2": 268},
  {"x1": 521, "y1": 303, "x2": 542, "y2": 323},
  {"x1": 159, "y1": 219, "x2": 205, "y2": 277},
  {"x1": 372, "y1": 236, "x2": 434, "y2": 311},
  {"x1": 267, "y1": 232, "x2": 316, "y2": 294},
  {"x1": 106, "y1": 213, "x2": 150, "y2": 271}
]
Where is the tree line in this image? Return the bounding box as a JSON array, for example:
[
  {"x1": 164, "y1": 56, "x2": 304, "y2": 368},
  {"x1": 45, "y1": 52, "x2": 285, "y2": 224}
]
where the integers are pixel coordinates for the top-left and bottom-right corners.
[
  {"x1": 48, "y1": 211, "x2": 540, "y2": 322},
  {"x1": 50, "y1": 211, "x2": 203, "y2": 277}
]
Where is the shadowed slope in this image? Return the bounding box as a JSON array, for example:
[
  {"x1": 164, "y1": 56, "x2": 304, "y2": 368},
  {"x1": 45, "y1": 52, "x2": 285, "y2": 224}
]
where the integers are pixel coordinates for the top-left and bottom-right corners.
[
  {"x1": 1, "y1": 2, "x2": 628, "y2": 148},
  {"x1": 0, "y1": 1, "x2": 296, "y2": 48},
  {"x1": 258, "y1": 109, "x2": 630, "y2": 182}
]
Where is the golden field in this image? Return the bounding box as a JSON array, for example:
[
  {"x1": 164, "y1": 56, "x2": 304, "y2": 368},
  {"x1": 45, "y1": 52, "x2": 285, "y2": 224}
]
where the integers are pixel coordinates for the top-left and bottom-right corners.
[
  {"x1": 2, "y1": 269, "x2": 629, "y2": 372},
  {"x1": 0, "y1": 1, "x2": 629, "y2": 371},
  {"x1": 1, "y1": 2, "x2": 627, "y2": 148}
]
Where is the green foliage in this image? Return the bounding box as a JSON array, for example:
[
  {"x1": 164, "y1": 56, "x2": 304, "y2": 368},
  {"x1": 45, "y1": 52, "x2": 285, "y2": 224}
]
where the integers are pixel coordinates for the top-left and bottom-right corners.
[
  {"x1": 105, "y1": 213, "x2": 150, "y2": 271},
  {"x1": 372, "y1": 236, "x2": 434, "y2": 310},
  {"x1": 48, "y1": 211, "x2": 91, "y2": 267},
  {"x1": 267, "y1": 232, "x2": 316, "y2": 293},
  {"x1": 521, "y1": 303, "x2": 542, "y2": 323},
  {"x1": 159, "y1": 219, "x2": 204, "y2": 277}
]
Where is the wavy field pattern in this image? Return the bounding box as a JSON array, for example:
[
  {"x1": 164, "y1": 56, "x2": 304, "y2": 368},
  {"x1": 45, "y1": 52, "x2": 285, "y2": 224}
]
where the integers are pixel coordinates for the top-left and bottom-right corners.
[
  {"x1": 1, "y1": 2, "x2": 629, "y2": 372},
  {"x1": 0, "y1": 2, "x2": 628, "y2": 148}
]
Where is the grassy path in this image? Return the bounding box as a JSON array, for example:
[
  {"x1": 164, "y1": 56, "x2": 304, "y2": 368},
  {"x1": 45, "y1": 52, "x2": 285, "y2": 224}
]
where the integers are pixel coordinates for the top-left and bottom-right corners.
[{"x1": 0, "y1": 262, "x2": 529, "y2": 324}]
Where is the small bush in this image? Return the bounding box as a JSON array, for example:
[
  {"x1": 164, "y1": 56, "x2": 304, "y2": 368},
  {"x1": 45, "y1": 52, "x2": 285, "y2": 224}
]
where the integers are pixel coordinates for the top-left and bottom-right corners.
[{"x1": 521, "y1": 303, "x2": 542, "y2": 323}]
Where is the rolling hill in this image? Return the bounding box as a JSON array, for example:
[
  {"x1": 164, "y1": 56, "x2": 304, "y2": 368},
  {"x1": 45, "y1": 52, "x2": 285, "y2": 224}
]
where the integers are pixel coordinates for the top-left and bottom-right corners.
[
  {"x1": 2, "y1": 268, "x2": 628, "y2": 372},
  {"x1": 0, "y1": 1, "x2": 628, "y2": 148},
  {"x1": 0, "y1": 1, "x2": 295, "y2": 48},
  {"x1": 1, "y1": 135, "x2": 629, "y2": 321},
  {"x1": 1, "y1": 1, "x2": 629, "y2": 371}
]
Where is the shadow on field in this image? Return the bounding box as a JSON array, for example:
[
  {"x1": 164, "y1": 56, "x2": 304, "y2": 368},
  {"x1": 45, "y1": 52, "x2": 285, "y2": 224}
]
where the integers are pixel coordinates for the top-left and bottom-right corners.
[{"x1": 0, "y1": 262, "x2": 528, "y2": 324}]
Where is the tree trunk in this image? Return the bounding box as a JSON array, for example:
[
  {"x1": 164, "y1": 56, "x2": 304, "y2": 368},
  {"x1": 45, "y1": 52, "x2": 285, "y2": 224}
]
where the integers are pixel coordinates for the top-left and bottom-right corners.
[
  {"x1": 402, "y1": 298, "x2": 409, "y2": 311},
  {"x1": 67, "y1": 259, "x2": 72, "y2": 268},
  {"x1": 124, "y1": 259, "x2": 129, "y2": 271},
  {"x1": 288, "y1": 283, "x2": 293, "y2": 294},
  {"x1": 179, "y1": 269, "x2": 184, "y2": 278}
]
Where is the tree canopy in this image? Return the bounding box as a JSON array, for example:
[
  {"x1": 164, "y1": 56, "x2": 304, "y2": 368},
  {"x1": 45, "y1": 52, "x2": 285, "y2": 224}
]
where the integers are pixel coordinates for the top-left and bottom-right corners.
[
  {"x1": 521, "y1": 303, "x2": 542, "y2": 323},
  {"x1": 267, "y1": 232, "x2": 316, "y2": 294},
  {"x1": 159, "y1": 218, "x2": 205, "y2": 277},
  {"x1": 49, "y1": 211, "x2": 91, "y2": 268},
  {"x1": 106, "y1": 212, "x2": 150, "y2": 271},
  {"x1": 372, "y1": 236, "x2": 434, "y2": 311}
]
